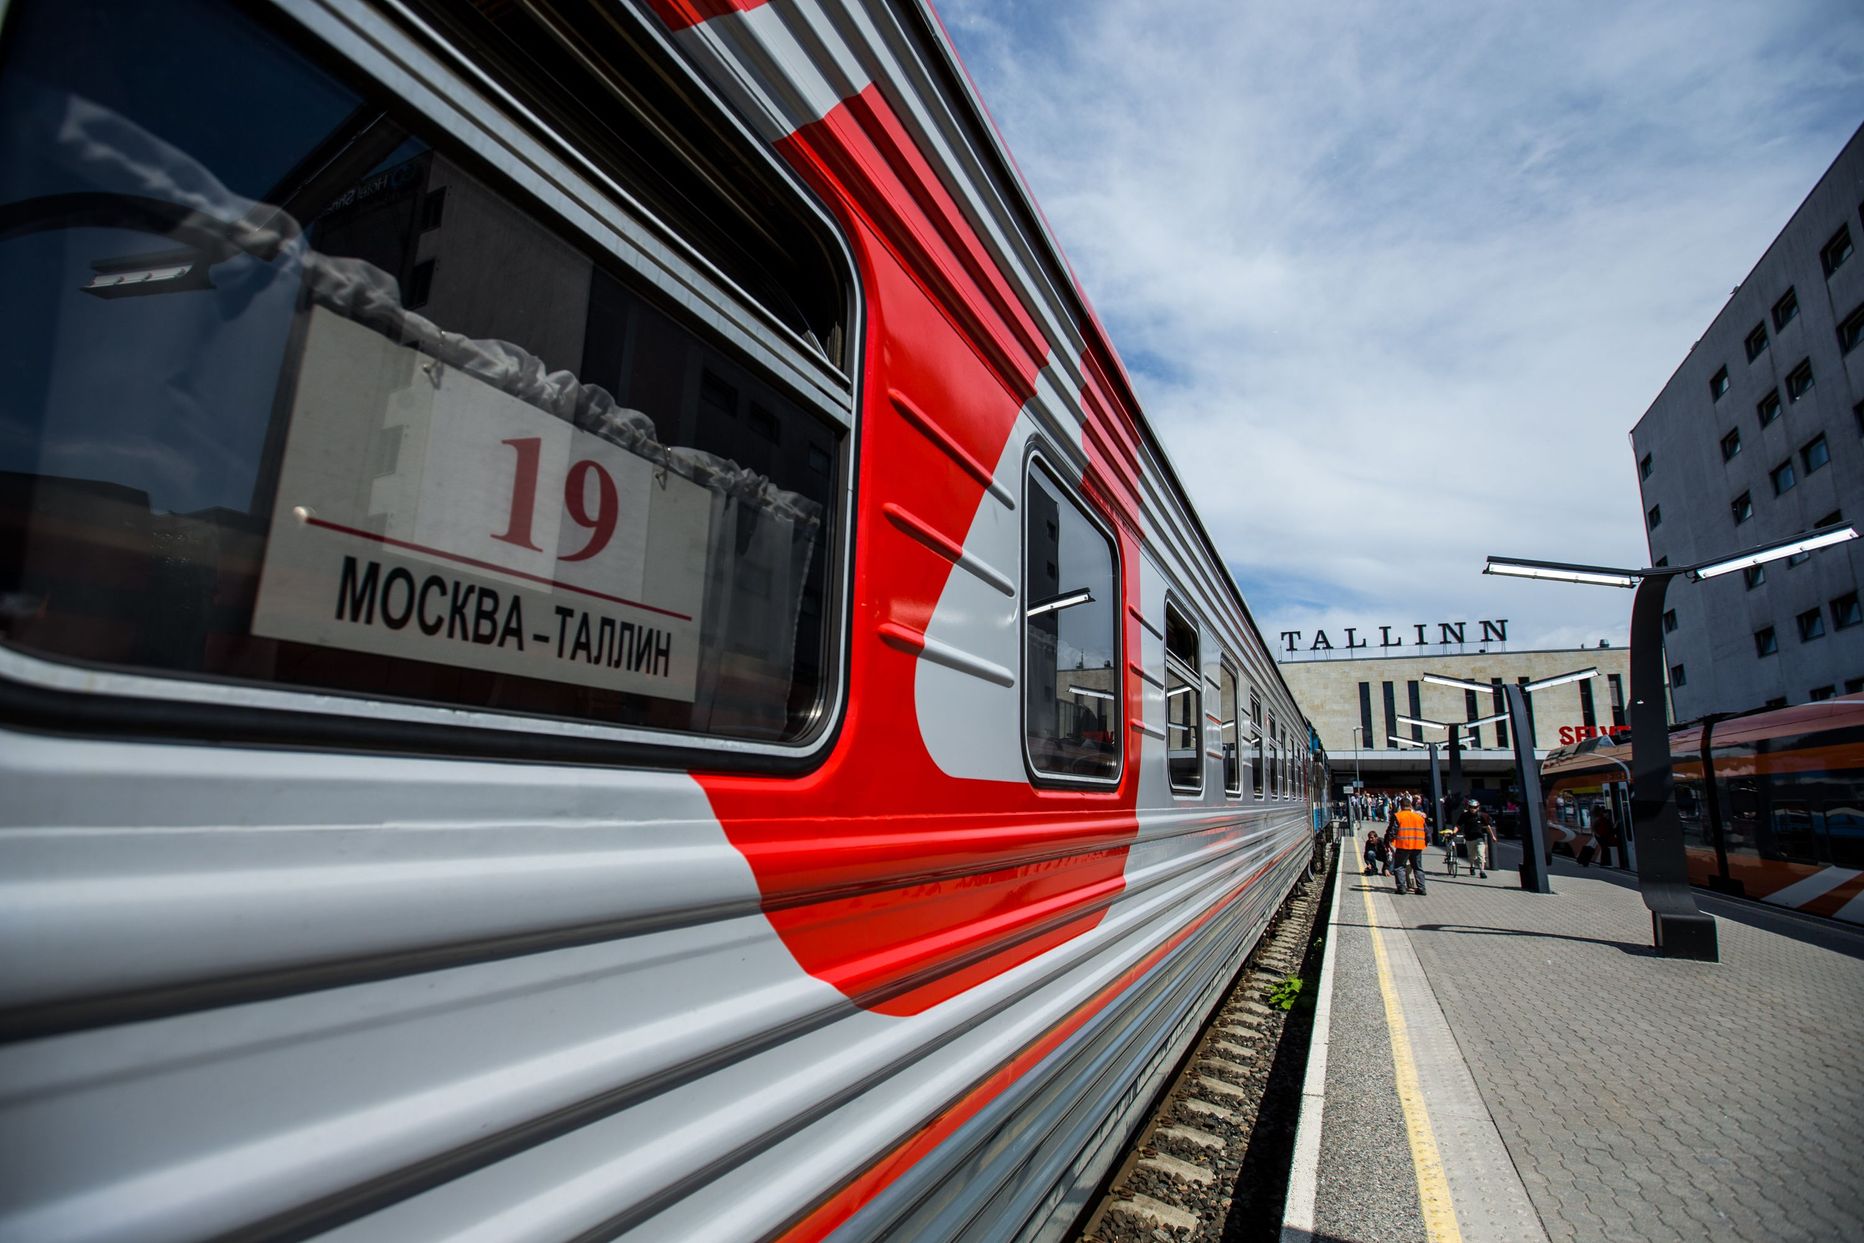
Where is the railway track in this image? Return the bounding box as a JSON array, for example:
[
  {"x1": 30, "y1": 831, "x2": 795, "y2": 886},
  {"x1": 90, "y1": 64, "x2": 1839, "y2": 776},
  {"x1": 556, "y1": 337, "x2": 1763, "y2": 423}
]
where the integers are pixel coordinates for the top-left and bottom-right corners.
[{"x1": 1073, "y1": 850, "x2": 1334, "y2": 1242}]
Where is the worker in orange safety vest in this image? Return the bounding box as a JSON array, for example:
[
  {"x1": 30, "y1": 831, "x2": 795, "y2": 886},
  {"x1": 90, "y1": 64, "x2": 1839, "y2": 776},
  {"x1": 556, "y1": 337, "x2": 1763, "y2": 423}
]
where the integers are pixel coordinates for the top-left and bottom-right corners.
[{"x1": 1390, "y1": 796, "x2": 1430, "y2": 895}]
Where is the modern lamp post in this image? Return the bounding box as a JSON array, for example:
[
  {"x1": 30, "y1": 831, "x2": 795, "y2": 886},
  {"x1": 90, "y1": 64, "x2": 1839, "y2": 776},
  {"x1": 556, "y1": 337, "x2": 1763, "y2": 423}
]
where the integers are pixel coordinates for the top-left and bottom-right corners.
[
  {"x1": 1420, "y1": 667, "x2": 1600, "y2": 894},
  {"x1": 1349, "y1": 725, "x2": 1366, "y2": 822},
  {"x1": 1396, "y1": 710, "x2": 1511, "y2": 812},
  {"x1": 1386, "y1": 735, "x2": 1449, "y2": 837},
  {"x1": 1483, "y1": 522, "x2": 1860, "y2": 959}
]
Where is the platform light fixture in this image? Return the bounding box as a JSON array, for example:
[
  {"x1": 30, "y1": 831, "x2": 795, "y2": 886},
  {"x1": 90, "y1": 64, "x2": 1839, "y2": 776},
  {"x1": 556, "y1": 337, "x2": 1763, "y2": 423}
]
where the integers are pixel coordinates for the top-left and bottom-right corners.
[
  {"x1": 1522, "y1": 667, "x2": 1600, "y2": 694},
  {"x1": 1483, "y1": 558, "x2": 1641, "y2": 588},
  {"x1": 1394, "y1": 714, "x2": 1446, "y2": 732},
  {"x1": 1421, "y1": 672, "x2": 1495, "y2": 695},
  {"x1": 1067, "y1": 685, "x2": 1115, "y2": 701},
  {"x1": 1689, "y1": 525, "x2": 1859, "y2": 580}
]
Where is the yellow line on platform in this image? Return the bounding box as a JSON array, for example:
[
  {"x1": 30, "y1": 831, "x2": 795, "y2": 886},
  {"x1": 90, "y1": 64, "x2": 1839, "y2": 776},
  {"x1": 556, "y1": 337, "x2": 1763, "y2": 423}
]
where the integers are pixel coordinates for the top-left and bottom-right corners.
[{"x1": 1360, "y1": 878, "x2": 1463, "y2": 1243}]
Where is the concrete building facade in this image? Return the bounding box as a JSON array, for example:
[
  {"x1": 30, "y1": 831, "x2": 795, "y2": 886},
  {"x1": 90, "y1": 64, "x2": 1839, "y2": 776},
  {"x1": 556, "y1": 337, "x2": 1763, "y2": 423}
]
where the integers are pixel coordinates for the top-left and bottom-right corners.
[
  {"x1": 1280, "y1": 646, "x2": 1632, "y2": 797},
  {"x1": 1631, "y1": 125, "x2": 1864, "y2": 720}
]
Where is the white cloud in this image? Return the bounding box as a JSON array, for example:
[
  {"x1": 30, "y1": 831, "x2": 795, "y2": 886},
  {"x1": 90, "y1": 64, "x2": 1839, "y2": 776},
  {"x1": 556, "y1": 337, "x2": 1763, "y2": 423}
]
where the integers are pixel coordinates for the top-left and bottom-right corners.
[{"x1": 940, "y1": 0, "x2": 1864, "y2": 651}]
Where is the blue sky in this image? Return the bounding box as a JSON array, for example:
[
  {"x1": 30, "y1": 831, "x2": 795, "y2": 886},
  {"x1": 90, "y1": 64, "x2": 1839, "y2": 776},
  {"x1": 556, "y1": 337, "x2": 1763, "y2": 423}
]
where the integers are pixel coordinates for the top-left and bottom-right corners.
[{"x1": 940, "y1": 0, "x2": 1864, "y2": 654}]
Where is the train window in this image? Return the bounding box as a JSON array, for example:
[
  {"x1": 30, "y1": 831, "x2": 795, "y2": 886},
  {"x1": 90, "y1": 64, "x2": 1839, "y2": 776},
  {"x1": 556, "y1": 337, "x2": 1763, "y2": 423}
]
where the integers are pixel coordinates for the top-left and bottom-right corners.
[
  {"x1": 1219, "y1": 660, "x2": 1241, "y2": 796},
  {"x1": 1023, "y1": 461, "x2": 1120, "y2": 782},
  {"x1": 0, "y1": 0, "x2": 850, "y2": 746},
  {"x1": 1266, "y1": 716, "x2": 1280, "y2": 799},
  {"x1": 1164, "y1": 603, "x2": 1201, "y2": 793},
  {"x1": 1675, "y1": 774, "x2": 1712, "y2": 853},
  {"x1": 1250, "y1": 692, "x2": 1265, "y2": 799},
  {"x1": 1826, "y1": 772, "x2": 1864, "y2": 869}
]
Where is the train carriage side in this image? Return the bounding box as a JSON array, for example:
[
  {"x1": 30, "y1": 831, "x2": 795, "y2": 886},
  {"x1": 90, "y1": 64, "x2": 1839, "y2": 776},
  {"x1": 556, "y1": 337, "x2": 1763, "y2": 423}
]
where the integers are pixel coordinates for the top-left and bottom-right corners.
[
  {"x1": 0, "y1": 1, "x2": 1317, "y2": 1240},
  {"x1": 1540, "y1": 696, "x2": 1864, "y2": 923}
]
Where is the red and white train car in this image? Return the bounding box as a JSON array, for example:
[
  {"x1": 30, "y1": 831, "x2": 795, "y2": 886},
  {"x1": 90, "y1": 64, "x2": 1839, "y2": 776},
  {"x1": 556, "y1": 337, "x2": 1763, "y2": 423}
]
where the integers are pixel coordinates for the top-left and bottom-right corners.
[{"x1": 0, "y1": 0, "x2": 1320, "y2": 1239}]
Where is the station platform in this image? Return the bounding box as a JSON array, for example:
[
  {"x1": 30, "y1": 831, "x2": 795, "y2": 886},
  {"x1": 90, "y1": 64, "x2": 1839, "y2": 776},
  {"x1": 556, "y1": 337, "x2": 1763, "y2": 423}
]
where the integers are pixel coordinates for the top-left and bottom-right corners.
[{"x1": 1281, "y1": 825, "x2": 1864, "y2": 1243}]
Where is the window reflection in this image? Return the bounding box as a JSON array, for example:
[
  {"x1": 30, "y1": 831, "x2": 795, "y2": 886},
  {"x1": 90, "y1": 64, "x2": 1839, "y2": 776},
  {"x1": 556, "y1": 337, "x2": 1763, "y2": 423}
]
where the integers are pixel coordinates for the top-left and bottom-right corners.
[
  {"x1": 1023, "y1": 462, "x2": 1119, "y2": 780},
  {"x1": 0, "y1": 0, "x2": 842, "y2": 742},
  {"x1": 1219, "y1": 660, "x2": 1240, "y2": 796},
  {"x1": 1165, "y1": 604, "x2": 1200, "y2": 793},
  {"x1": 1249, "y1": 691, "x2": 1265, "y2": 798}
]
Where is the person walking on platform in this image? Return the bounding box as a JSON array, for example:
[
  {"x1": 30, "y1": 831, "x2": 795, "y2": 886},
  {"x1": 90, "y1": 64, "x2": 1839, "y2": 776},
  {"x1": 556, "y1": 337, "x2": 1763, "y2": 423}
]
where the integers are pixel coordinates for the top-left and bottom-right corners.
[
  {"x1": 1586, "y1": 802, "x2": 1619, "y2": 868},
  {"x1": 1390, "y1": 797, "x2": 1429, "y2": 895},
  {"x1": 1455, "y1": 799, "x2": 1493, "y2": 878}
]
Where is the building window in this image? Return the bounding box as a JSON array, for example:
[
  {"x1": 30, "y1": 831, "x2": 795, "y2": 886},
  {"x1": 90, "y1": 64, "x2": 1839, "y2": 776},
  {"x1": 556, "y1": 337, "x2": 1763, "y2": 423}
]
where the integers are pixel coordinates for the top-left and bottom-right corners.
[
  {"x1": 1744, "y1": 564, "x2": 1766, "y2": 589},
  {"x1": 1766, "y1": 696, "x2": 1789, "y2": 709},
  {"x1": 748, "y1": 404, "x2": 781, "y2": 444},
  {"x1": 420, "y1": 187, "x2": 446, "y2": 231},
  {"x1": 1662, "y1": 608, "x2": 1678, "y2": 633},
  {"x1": 1709, "y1": 366, "x2": 1730, "y2": 400},
  {"x1": 1647, "y1": 504, "x2": 1662, "y2": 529},
  {"x1": 1801, "y1": 434, "x2": 1831, "y2": 474},
  {"x1": 1024, "y1": 462, "x2": 1121, "y2": 783},
  {"x1": 1654, "y1": 556, "x2": 1668, "y2": 567},
  {"x1": 1773, "y1": 287, "x2": 1800, "y2": 330},
  {"x1": 1840, "y1": 303, "x2": 1864, "y2": 355},
  {"x1": 1721, "y1": 429, "x2": 1742, "y2": 461},
  {"x1": 1250, "y1": 691, "x2": 1265, "y2": 798},
  {"x1": 1757, "y1": 391, "x2": 1782, "y2": 427},
  {"x1": 1797, "y1": 608, "x2": 1826, "y2": 642},
  {"x1": 1639, "y1": 452, "x2": 1653, "y2": 480},
  {"x1": 405, "y1": 258, "x2": 435, "y2": 309},
  {"x1": 1770, "y1": 460, "x2": 1797, "y2": 495},
  {"x1": 1810, "y1": 685, "x2": 1836, "y2": 702},
  {"x1": 1821, "y1": 225, "x2": 1855, "y2": 278},
  {"x1": 1785, "y1": 359, "x2": 1814, "y2": 402},
  {"x1": 1220, "y1": 660, "x2": 1241, "y2": 796},
  {"x1": 1787, "y1": 550, "x2": 1812, "y2": 567},
  {"x1": 1755, "y1": 627, "x2": 1778, "y2": 657},
  {"x1": 1816, "y1": 508, "x2": 1845, "y2": 529},
  {"x1": 1731, "y1": 491, "x2": 1753, "y2": 524},
  {"x1": 1670, "y1": 663, "x2": 1687, "y2": 688},
  {"x1": 1607, "y1": 673, "x2": 1626, "y2": 728},
  {"x1": 1832, "y1": 592, "x2": 1862, "y2": 631},
  {"x1": 1745, "y1": 321, "x2": 1769, "y2": 361},
  {"x1": 1163, "y1": 602, "x2": 1202, "y2": 793},
  {"x1": 1847, "y1": 677, "x2": 1864, "y2": 695}
]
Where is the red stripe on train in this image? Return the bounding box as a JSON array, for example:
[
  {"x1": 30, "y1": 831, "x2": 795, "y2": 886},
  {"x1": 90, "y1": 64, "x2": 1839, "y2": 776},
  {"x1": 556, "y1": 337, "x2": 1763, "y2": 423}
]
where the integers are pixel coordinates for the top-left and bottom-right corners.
[
  {"x1": 642, "y1": 0, "x2": 768, "y2": 30},
  {"x1": 778, "y1": 837, "x2": 1308, "y2": 1242},
  {"x1": 695, "y1": 83, "x2": 1135, "y2": 1014}
]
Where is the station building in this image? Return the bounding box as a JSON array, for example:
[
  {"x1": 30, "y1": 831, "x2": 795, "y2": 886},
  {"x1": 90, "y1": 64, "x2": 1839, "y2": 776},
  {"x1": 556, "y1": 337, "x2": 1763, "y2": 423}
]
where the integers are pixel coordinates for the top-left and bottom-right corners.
[
  {"x1": 1631, "y1": 124, "x2": 1864, "y2": 720},
  {"x1": 1279, "y1": 644, "x2": 1632, "y2": 799}
]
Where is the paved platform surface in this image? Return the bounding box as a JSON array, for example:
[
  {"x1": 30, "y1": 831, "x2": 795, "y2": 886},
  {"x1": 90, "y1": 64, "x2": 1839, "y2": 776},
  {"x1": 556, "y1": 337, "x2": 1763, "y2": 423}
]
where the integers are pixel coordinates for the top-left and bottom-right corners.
[{"x1": 1285, "y1": 824, "x2": 1864, "y2": 1243}]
